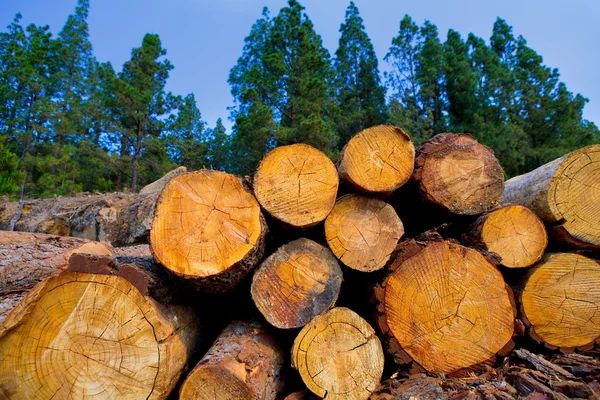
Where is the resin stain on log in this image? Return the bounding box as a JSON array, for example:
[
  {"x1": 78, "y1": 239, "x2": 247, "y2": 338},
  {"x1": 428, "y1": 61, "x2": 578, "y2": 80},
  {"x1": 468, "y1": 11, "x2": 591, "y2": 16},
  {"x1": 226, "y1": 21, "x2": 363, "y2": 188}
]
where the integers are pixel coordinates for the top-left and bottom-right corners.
[{"x1": 251, "y1": 238, "x2": 343, "y2": 329}]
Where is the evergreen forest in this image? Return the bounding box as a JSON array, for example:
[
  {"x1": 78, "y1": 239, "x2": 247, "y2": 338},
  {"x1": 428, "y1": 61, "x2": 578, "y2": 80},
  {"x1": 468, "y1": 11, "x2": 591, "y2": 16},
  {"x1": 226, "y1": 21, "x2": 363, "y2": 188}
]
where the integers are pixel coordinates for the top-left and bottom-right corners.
[{"x1": 1, "y1": 0, "x2": 598, "y2": 199}]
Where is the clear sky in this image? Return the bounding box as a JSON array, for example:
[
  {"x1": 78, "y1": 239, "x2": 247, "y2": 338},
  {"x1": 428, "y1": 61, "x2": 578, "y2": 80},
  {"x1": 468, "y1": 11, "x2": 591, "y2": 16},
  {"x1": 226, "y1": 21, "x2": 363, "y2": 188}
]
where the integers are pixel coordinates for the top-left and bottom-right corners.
[{"x1": 1, "y1": 0, "x2": 599, "y2": 133}]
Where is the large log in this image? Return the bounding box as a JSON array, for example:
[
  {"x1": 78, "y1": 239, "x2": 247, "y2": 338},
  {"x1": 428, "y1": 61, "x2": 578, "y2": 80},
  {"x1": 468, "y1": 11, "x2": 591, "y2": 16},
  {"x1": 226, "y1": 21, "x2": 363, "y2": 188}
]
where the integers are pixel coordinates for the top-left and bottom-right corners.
[
  {"x1": 413, "y1": 133, "x2": 505, "y2": 215},
  {"x1": 180, "y1": 320, "x2": 284, "y2": 400},
  {"x1": 518, "y1": 253, "x2": 600, "y2": 350},
  {"x1": 251, "y1": 238, "x2": 343, "y2": 329},
  {"x1": 374, "y1": 237, "x2": 515, "y2": 375},
  {"x1": 462, "y1": 205, "x2": 547, "y2": 268},
  {"x1": 0, "y1": 257, "x2": 200, "y2": 399},
  {"x1": 0, "y1": 231, "x2": 114, "y2": 323},
  {"x1": 151, "y1": 169, "x2": 267, "y2": 293},
  {"x1": 0, "y1": 191, "x2": 157, "y2": 246},
  {"x1": 325, "y1": 194, "x2": 404, "y2": 272},
  {"x1": 337, "y1": 125, "x2": 415, "y2": 194},
  {"x1": 292, "y1": 307, "x2": 384, "y2": 400},
  {"x1": 502, "y1": 144, "x2": 600, "y2": 249},
  {"x1": 254, "y1": 144, "x2": 339, "y2": 229}
]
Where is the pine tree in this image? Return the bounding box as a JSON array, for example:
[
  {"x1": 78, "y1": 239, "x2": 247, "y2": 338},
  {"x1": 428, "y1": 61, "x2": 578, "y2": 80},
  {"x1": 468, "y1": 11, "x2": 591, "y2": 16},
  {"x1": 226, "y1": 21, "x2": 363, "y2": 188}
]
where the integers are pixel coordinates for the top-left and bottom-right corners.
[
  {"x1": 385, "y1": 15, "x2": 425, "y2": 142},
  {"x1": 417, "y1": 21, "x2": 445, "y2": 135},
  {"x1": 333, "y1": 1, "x2": 386, "y2": 145},
  {"x1": 266, "y1": 0, "x2": 338, "y2": 153},
  {"x1": 102, "y1": 34, "x2": 176, "y2": 192},
  {"x1": 207, "y1": 118, "x2": 230, "y2": 171},
  {"x1": 168, "y1": 93, "x2": 208, "y2": 170}
]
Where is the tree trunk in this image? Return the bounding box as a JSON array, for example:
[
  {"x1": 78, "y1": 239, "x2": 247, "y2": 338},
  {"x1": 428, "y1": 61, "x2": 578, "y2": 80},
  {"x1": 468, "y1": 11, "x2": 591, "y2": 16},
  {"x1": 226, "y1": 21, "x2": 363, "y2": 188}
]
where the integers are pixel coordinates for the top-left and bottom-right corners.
[
  {"x1": 0, "y1": 231, "x2": 114, "y2": 323},
  {"x1": 462, "y1": 204, "x2": 547, "y2": 268},
  {"x1": 502, "y1": 144, "x2": 600, "y2": 249},
  {"x1": 337, "y1": 124, "x2": 415, "y2": 194},
  {"x1": 0, "y1": 257, "x2": 201, "y2": 400},
  {"x1": 151, "y1": 170, "x2": 267, "y2": 293},
  {"x1": 517, "y1": 252, "x2": 600, "y2": 351},
  {"x1": 0, "y1": 191, "x2": 158, "y2": 246},
  {"x1": 292, "y1": 307, "x2": 384, "y2": 400},
  {"x1": 251, "y1": 238, "x2": 342, "y2": 329},
  {"x1": 254, "y1": 143, "x2": 339, "y2": 229},
  {"x1": 413, "y1": 133, "x2": 505, "y2": 215},
  {"x1": 180, "y1": 320, "x2": 284, "y2": 400},
  {"x1": 325, "y1": 194, "x2": 404, "y2": 272},
  {"x1": 374, "y1": 236, "x2": 515, "y2": 375}
]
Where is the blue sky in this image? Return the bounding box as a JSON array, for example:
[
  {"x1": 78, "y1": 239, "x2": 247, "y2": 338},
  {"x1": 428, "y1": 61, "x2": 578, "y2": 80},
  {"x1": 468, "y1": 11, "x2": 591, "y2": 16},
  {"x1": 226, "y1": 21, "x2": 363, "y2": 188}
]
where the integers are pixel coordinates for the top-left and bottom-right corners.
[{"x1": 1, "y1": 0, "x2": 599, "y2": 132}]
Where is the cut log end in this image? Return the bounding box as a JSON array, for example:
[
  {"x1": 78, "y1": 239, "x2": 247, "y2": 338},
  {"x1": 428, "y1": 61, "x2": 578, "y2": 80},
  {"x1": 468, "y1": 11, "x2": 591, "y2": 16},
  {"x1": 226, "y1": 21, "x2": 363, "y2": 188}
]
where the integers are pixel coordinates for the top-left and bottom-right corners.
[
  {"x1": 548, "y1": 145, "x2": 600, "y2": 248},
  {"x1": 251, "y1": 238, "x2": 342, "y2": 329},
  {"x1": 464, "y1": 205, "x2": 547, "y2": 268},
  {"x1": 292, "y1": 307, "x2": 384, "y2": 400},
  {"x1": 254, "y1": 143, "x2": 339, "y2": 229},
  {"x1": 0, "y1": 272, "x2": 197, "y2": 400},
  {"x1": 414, "y1": 133, "x2": 505, "y2": 215},
  {"x1": 180, "y1": 321, "x2": 284, "y2": 400},
  {"x1": 325, "y1": 194, "x2": 404, "y2": 272},
  {"x1": 382, "y1": 241, "x2": 515, "y2": 374},
  {"x1": 338, "y1": 125, "x2": 415, "y2": 193},
  {"x1": 521, "y1": 253, "x2": 600, "y2": 349},
  {"x1": 150, "y1": 169, "x2": 266, "y2": 291}
]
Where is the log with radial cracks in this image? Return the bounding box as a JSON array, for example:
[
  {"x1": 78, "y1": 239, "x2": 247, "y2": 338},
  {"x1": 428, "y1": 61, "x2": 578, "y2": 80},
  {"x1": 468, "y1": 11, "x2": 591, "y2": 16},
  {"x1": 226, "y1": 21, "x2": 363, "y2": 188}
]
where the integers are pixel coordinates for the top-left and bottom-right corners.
[
  {"x1": 325, "y1": 194, "x2": 404, "y2": 272},
  {"x1": 413, "y1": 133, "x2": 505, "y2": 215},
  {"x1": 462, "y1": 205, "x2": 547, "y2": 268},
  {"x1": 150, "y1": 169, "x2": 267, "y2": 293},
  {"x1": 0, "y1": 231, "x2": 113, "y2": 323},
  {"x1": 254, "y1": 144, "x2": 339, "y2": 229},
  {"x1": 519, "y1": 253, "x2": 600, "y2": 350},
  {"x1": 337, "y1": 125, "x2": 415, "y2": 194},
  {"x1": 180, "y1": 321, "x2": 284, "y2": 400},
  {"x1": 292, "y1": 307, "x2": 384, "y2": 400},
  {"x1": 251, "y1": 238, "x2": 343, "y2": 329},
  {"x1": 0, "y1": 261, "x2": 200, "y2": 400},
  {"x1": 374, "y1": 239, "x2": 515, "y2": 375},
  {"x1": 502, "y1": 144, "x2": 600, "y2": 249}
]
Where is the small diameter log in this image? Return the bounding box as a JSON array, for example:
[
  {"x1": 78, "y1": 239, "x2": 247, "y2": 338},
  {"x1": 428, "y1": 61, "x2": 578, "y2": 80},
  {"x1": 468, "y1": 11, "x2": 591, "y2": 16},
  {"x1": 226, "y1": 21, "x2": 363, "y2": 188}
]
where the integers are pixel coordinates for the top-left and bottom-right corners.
[
  {"x1": 325, "y1": 194, "x2": 404, "y2": 272},
  {"x1": 519, "y1": 253, "x2": 600, "y2": 350},
  {"x1": 502, "y1": 144, "x2": 600, "y2": 249},
  {"x1": 462, "y1": 205, "x2": 548, "y2": 268},
  {"x1": 251, "y1": 238, "x2": 342, "y2": 329},
  {"x1": 337, "y1": 125, "x2": 415, "y2": 193},
  {"x1": 375, "y1": 239, "x2": 515, "y2": 375},
  {"x1": 292, "y1": 307, "x2": 384, "y2": 400},
  {"x1": 151, "y1": 170, "x2": 267, "y2": 293},
  {"x1": 0, "y1": 231, "x2": 113, "y2": 323},
  {"x1": 254, "y1": 144, "x2": 339, "y2": 229},
  {"x1": 180, "y1": 321, "x2": 284, "y2": 400},
  {"x1": 0, "y1": 260, "x2": 200, "y2": 400},
  {"x1": 413, "y1": 133, "x2": 505, "y2": 215}
]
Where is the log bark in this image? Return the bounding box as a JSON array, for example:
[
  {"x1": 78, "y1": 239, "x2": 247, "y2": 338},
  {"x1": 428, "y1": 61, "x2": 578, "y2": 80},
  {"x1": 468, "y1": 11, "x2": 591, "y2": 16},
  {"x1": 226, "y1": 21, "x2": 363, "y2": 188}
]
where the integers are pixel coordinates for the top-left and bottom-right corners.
[
  {"x1": 413, "y1": 133, "x2": 505, "y2": 215},
  {"x1": 139, "y1": 166, "x2": 187, "y2": 195},
  {"x1": 0, "y1": 191, "x2": 157, "y2": 246},
  {"x1": 292, "y1": 307, "x2": 384, "y2": 400},
  {"x1": 0, "y1": 256, "x2": 201, "y2": 400},
  {"x1": 0, "y1": 231, "x2": 114, "y2": 323},
  {"x1": 325, "y1": 194, "x2": 404, "y2": 272},
  {"x1": 254, "y1": 144, "x2": 339, "y2": 229},
  {"x1": 374, "y1": 237, "x2": 515, "y2": 375},
  {"x1": 462, "y1": 205, "x2": 547, "y2": 268},
  {"x1": 151, "y1": 169, "x2": 267, "y2": 293},
  {"x1": 251, "y1": 238, "x2": 343, "y2": 329},
  {"x1": 502, "y1": 144, "x2": 600, "y2": 249},
  {"x1": 518, "y1": 252, "x2": 600, "y2": 350},
  {"x1": 370, "y1": 374, "x2": 447, "y2": 400},
  {"x1": 180, "y1": 320, "x2": 284, "y2": 400},
  {"x1": 337, "y1": 124, "x2": 415, "y2": 194}
]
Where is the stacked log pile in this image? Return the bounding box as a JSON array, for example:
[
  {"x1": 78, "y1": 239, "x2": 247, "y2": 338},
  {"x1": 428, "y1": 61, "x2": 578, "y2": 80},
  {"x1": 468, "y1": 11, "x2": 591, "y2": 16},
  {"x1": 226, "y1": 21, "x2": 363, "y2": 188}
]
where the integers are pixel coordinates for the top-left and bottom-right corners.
[{"x1": 0, "y1": 126, "x2": 599, "y2": 400}]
